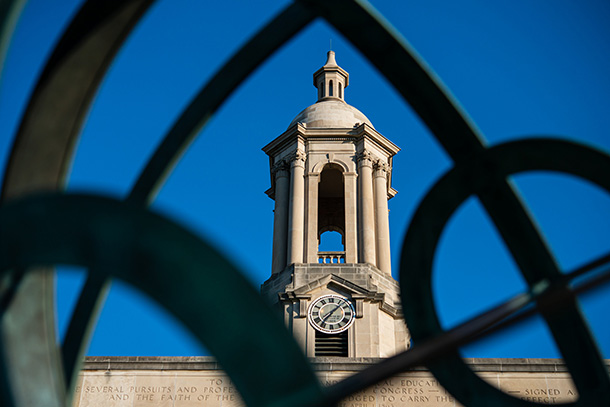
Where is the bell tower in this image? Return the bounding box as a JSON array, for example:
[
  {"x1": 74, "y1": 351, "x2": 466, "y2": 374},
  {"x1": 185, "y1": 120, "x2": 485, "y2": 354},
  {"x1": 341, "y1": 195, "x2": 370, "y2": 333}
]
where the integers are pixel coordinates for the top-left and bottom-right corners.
[{"x1": 261, "y1": 51, "x2": 410, "y2": 357}]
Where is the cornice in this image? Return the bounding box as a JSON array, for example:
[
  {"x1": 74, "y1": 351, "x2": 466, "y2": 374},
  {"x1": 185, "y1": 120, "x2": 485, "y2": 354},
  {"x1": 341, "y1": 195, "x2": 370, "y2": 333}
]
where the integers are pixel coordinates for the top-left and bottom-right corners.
[
  {"x1": 355, "y1": 124, "x2": 400, "y2": 157},
  {"x1": 81, "y1": 356, "x2": 610, "y2": 373},
  {"x1": 262, "y1": 123, "x2": 400, "y2": 159}
]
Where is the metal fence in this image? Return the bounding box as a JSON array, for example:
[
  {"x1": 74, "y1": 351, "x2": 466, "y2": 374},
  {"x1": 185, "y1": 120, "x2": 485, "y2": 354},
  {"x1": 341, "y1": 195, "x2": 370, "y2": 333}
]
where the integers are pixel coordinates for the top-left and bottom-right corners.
[{"x1": 0, "y1": 1, "x2": 608, "y2": 406}]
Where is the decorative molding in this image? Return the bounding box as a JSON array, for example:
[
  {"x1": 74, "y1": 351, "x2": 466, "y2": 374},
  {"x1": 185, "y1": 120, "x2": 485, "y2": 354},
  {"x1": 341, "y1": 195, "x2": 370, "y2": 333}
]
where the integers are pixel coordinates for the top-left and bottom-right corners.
[
  {"x1": 271, "y1": 159, "x2": 290, "y2": 176},
  {"x1": 262, "y1": 122, "x2": 399, "y2": 159},
  {"x1": 82, "y1": 356, "x2": 603, "y2": 372},
  {"x1": 278, "y1": 293, "x2": 311, "y2": 318},
  {"x1": 313, "y1": 137, "x2": 353, "y2": 141},
  {"x1": 288, "y1": 150, "x2": 306, "y2": 167},
  {"x1": 356, "y1": 150, "x2": 373, "y2": 167},
  {"x1": 373, "y1": 159, "x2": 390, "y2": 176},
  {"x1": 298, "y1": 298, "x2": 308, "y2": 318},
  {"x1": 311, "y1": 157, "x2": 350, "y2": 174},
  {"x1": 352, "y1": 297, "x2": 364, "y2": 318},
  {"x1": 379, "y1": 300, "x2": 402, "y2": 319}
]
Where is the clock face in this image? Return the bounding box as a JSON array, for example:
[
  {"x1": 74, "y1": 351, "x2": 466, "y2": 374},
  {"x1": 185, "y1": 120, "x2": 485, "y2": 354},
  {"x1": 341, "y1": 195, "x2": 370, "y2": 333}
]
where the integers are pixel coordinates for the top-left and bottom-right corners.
[{"x1": 308, "y1": 294, "x2": 355, "y2": 334}]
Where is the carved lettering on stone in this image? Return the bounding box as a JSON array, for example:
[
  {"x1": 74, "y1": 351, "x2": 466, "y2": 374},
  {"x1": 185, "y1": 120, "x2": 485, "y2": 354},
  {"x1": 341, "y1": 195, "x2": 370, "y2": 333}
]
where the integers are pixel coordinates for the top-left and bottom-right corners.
[{"x1": 73, "y1": 369, "x2": 578, "y2": 407}]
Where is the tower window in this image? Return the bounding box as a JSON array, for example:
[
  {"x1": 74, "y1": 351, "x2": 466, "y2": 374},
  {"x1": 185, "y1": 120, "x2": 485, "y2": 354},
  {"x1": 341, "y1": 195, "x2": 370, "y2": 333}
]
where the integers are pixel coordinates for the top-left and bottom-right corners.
[
  {"x1": 329, "y1": 80, "x2": 334, "y2": 96},
  {"x1": 318, "y1": 231, "x2": 345, "y2": 263},
  {"x1": 319, "y1": 231, "x2": 344, "y2": 252},
  {"x1": 318, "y1": 165, "x2": 345, "y2": 262}
]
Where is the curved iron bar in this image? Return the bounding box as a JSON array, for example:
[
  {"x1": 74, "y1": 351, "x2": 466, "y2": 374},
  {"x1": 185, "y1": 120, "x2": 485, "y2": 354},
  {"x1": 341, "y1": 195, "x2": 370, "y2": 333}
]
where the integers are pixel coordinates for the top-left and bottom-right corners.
[
  {"x1": 1, "y1": 0, "x2": 154, "y2": 199},
  {"x1": 128, "y1": 3, "x2": 316, "y2": 203},
  {"x1": 61, "y1": 1, "x2": 317, "y2": 390},
  {"x1": 0, "y1": 0, "x2": 26, "y2": 80},
  {"x1": 0, "y1": 334, "x2": 15, "y2": 407},
  {"x1": 0, "y1": 0, "x2": 607, "y2": 406},
  {"x1": 0, "y1": 1, "x2": 156, "y2": 405},
  {"x1": 298, "y1": 0, "x2": 487, "y2": 159},
  {"x1": 1, "y1": 0, "x2": 320, "y2": 402},
  {"x1": 298, "y1": 0, "x2": 609, "y2": 404},
  {"x1": 325, "y1": 250, "x2": 610, "y2": 406},
  {"x1": 60, "y1": 268, "x2": 109, "y2": 384},
  {"x1": 400, "y1": 138, "x2": 610, "y2": 406},
  {"x1": 0, "y1": 267, "x2": 24, "y2": 311},
  {"x1": 0, "y1": 192, "x2": 324, "y2": 407}
]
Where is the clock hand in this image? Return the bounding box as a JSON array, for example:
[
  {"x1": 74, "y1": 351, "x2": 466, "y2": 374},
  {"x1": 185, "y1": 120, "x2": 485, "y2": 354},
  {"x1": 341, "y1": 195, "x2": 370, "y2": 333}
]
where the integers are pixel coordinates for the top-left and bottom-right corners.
[{"x1": 321, "y1": 305, "x2": 341, "y2": 322}]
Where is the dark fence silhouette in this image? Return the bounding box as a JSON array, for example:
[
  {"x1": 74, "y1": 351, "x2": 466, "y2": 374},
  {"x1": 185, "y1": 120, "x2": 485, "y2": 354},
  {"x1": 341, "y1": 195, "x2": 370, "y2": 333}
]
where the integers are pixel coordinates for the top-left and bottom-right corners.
[{"x1": 0, "y1": 1, "x2": 608, "y2": 406}]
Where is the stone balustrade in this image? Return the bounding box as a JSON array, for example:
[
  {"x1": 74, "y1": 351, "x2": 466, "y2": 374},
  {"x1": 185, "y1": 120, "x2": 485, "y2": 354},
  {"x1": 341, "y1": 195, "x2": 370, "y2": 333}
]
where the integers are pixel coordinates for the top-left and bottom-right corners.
[{"x1": 318, "y1": 251, "x2": 346, "y2": 264}]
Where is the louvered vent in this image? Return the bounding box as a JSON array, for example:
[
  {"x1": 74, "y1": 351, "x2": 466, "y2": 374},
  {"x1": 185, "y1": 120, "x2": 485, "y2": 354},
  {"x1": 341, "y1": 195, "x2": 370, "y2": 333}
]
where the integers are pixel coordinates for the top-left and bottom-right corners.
[{"x1": 315, "y1": 330, "x2": 348, "y2": 356}]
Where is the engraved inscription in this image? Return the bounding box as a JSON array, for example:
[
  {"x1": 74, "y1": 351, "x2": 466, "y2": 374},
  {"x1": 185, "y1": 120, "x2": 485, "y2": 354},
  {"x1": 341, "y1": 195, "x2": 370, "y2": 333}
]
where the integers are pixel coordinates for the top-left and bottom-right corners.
[{"x1": 73, "y1": 370, "x2": 578, "y2": 406}]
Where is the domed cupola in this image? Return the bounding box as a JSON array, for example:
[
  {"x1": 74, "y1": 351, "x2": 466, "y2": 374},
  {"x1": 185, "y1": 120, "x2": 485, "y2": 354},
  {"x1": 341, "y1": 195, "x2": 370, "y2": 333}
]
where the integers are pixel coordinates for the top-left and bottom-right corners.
[
  {"x1": 314, "y1": 50, "x2": 348, "y2": 101},
  {"x1": 289, "y1": 51, "x2": 374, "y2": 129}
]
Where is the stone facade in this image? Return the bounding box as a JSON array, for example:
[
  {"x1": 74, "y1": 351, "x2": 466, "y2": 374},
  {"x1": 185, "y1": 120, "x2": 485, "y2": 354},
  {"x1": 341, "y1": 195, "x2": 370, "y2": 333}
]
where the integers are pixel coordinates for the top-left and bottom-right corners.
[
  {"x1": 73, "y1": 357, "x2": 598, "y2": 406},
  {"x1": 262, "y1": 263, "x2": 407, "y2": 357}
]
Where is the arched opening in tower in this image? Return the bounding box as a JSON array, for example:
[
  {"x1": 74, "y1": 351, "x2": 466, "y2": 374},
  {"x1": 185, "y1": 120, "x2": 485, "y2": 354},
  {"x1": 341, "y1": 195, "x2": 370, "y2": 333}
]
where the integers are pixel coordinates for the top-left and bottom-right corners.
[
  {"x1": 318, "y1": 164, "x2": 345, "y2": 261},
  {"x1": 319, "y1": 231, "x2": 343, "y2": 252}
]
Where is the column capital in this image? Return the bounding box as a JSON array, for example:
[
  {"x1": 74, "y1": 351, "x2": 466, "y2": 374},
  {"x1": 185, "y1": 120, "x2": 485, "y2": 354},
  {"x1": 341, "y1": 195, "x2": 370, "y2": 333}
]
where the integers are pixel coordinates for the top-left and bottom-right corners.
[
  {"x1": 373, "y1": 159, "x2": 390, "y2": 177},
  {"x1": 356, "y1": 150, "x2": 373, "y2": 168},
  {"x1": 288, "y1": 150, "x2": 306, "y2": 168},
  {"x1": 272, "y1": 159, "x2": 290, "y2": 177}
]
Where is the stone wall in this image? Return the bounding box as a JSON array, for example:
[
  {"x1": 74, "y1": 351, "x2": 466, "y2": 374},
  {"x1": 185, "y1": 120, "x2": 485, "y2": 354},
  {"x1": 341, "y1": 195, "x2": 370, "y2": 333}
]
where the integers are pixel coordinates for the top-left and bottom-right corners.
[{"x1": 74, "y1": 357, "x2": 603, "y2": 406}]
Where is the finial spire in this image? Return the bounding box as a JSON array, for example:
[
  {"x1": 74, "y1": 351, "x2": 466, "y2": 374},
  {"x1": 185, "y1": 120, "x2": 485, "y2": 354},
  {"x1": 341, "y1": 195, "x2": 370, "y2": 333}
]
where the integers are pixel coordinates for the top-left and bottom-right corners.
[
  {"x1": 313, "y1": 51, "x2": 349, "y2": 101},
  {"x1": 324, "y1": 50, "x2": 338, "y2": 67}
]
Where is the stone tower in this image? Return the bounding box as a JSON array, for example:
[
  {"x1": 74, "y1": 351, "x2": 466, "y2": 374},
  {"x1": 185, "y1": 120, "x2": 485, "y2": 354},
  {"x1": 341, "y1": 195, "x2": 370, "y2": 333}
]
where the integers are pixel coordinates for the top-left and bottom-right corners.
[{"x1": 261, "y1": 51, "x2": 409, "y2": 358}]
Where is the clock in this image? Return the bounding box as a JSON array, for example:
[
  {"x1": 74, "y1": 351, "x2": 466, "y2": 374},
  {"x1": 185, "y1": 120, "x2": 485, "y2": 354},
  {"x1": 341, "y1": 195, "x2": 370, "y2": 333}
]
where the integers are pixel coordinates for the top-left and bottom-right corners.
[{"x1": 308, "y1": 294, "x2": 355, "y2": 334}]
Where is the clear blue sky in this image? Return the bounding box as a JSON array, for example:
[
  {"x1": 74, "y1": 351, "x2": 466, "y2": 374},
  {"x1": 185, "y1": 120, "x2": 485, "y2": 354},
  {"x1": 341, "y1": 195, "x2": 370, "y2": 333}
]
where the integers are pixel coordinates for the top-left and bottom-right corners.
[{"x1": 1, "y1": 1, "x2": 609, "y2": 359}]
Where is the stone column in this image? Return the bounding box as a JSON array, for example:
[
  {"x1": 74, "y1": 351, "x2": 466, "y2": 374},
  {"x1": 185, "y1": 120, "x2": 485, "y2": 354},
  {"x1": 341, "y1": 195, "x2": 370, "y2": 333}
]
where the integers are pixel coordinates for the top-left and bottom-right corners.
[
  {"x1": 287, "y1": 150, "x2": 306, "y2": 265},
  {"x1": 374, "y1": 160, "x2": 391, "y2": 274},
  {"x1": 305, "y1": 172, "x2": 320, "y2": 263},
  {"x1": 357, "y1": 150, "x2": 376, "y2": 266},
  {"x1": 271, "y1": 160, "x2": 290, "y2": 274},
  {"x1": 343, "y1": 172, "x2": 358, "y2": 263}
]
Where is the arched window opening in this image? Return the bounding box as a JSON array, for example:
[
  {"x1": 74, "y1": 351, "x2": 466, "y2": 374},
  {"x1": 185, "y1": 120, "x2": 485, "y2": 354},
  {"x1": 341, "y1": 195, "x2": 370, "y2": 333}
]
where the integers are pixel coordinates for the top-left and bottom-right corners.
[
  {"x1": 318, "y1": 164, "x2": 345, "y2": 263},
  {"x1": 338, "y1": 83, "x2": 343, "y2": 99},
  {"x1": 319, "y1": 230, "x2": 344, "y2": 251},
  {"x1": 329, "y1": 80, "x2": 334, "y2": 96},
  {"x1": 318, "y1": 231, "x2": 345, "y2": 263}
]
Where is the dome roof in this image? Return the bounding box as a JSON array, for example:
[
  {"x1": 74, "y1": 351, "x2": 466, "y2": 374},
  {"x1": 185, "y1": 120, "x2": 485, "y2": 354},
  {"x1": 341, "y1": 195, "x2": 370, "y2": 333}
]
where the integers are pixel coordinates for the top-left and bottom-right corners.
[{"x1": 289, "y1": 98, "x2": 374, "y2": 129}]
